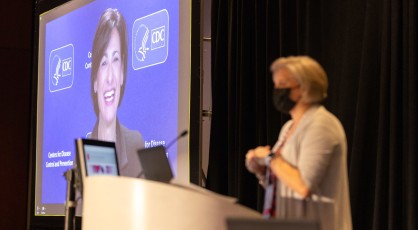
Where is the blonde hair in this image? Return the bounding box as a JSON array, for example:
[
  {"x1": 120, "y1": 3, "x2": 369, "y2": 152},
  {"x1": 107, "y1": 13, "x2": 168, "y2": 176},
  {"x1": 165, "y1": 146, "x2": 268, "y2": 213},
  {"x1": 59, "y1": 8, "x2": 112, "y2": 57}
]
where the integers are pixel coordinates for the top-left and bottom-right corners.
[{"x1": 270, "y1": 56, "x2": 328, "y2": 104}]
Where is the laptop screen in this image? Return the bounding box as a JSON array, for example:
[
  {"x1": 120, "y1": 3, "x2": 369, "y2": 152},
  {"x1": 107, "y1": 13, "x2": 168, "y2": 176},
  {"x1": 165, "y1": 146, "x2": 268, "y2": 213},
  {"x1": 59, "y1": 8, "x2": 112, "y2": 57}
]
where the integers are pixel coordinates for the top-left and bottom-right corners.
[
  {"x1": 75, "y1": 138, "x2": 120, "y2": 195},
  {"x1": 83, "y1": 144, "x2": 119, "y2": 176}
]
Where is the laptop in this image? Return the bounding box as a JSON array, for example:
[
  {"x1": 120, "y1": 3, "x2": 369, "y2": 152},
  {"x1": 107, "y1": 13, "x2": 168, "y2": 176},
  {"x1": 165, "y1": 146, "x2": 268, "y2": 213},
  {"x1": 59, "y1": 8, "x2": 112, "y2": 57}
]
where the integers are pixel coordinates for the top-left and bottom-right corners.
[
  {"x1": 75, "y1": 138, "x2": 120, "y2": 194},
  {"x1": 226, "y1": 218, "x2": 319, "y2": 230},
  {"x1": 137, "y1": 145, "x2": 173, "y2": 183}
]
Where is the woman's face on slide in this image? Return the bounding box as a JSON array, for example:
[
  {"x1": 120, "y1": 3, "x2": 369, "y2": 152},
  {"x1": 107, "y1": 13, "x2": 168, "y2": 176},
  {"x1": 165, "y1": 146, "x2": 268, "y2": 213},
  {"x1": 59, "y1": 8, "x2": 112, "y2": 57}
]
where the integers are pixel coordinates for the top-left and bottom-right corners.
[{"x1": 95, "y1": 28, "x2": 124, "y2": 124}]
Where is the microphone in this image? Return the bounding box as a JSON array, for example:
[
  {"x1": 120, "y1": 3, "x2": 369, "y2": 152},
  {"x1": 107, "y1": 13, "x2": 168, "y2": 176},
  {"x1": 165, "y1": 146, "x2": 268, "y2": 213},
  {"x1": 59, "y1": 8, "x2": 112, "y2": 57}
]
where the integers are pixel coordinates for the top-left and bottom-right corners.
[{"x1": 165, "y1": 130, "x2": 188, "y2": 150}]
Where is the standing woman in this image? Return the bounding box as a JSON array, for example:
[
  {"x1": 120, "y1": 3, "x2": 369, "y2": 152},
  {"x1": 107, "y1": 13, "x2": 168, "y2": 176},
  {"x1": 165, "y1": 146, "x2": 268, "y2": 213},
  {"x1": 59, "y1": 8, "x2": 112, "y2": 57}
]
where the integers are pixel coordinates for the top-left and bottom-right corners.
[
  {"x1": 246, "y1": 56, "x2": 352, "y2": 230},
  {"x1": 90, "y1": 8, "x2": 144, "y2": 177}
]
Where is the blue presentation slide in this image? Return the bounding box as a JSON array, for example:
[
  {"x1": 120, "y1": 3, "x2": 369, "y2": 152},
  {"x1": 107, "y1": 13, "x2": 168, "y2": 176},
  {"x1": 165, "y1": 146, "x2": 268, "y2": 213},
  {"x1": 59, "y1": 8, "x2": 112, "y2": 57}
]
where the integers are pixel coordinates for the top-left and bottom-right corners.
[{"x1": 40, "y1": 0, "x2": 179, "y2": 204}]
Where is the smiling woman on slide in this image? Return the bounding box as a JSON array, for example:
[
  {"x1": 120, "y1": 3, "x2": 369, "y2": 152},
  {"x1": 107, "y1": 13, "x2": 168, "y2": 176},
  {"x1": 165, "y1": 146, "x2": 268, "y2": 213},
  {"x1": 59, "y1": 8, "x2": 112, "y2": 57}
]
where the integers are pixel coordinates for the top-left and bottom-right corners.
[{"x1": 89, "y1": 8, "x2": 144, "y2": 177}]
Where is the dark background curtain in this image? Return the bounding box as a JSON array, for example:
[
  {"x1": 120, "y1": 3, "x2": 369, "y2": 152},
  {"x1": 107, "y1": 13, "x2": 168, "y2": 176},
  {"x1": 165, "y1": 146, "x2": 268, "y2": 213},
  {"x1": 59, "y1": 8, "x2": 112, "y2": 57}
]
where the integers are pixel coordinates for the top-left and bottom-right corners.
[
  {"x1": 0, "y1": 0, "x2": 32, "y2": 229},
  {"x1": 207, "y1": 0, "x2": 417, "y2": 229}
]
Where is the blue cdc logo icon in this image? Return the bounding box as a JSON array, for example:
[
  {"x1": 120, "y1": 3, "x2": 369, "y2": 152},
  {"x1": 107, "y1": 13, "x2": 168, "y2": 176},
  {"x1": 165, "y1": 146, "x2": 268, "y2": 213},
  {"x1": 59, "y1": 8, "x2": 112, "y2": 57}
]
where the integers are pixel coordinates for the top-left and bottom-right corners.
[
  {"x1": 48, "y1": 44, "x2": 74, "y2": 92},
  {"x1": 132, "y1": 9, "x2": 169, "y2": 70}
]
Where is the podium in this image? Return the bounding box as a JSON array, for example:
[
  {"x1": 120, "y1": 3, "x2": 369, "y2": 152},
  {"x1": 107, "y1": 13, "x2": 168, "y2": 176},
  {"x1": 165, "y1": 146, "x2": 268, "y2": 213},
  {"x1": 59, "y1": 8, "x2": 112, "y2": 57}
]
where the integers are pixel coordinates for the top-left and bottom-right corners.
[{"x1": 82, "y1": 177, "x2": 261, "y2": 230}]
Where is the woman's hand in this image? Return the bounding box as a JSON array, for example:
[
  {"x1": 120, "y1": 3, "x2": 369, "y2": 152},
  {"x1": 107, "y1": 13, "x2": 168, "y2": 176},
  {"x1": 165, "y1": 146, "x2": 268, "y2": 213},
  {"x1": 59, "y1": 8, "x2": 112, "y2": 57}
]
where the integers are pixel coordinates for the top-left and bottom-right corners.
[{"x1": 245, "y1": 146, "x2": 271, "y2": 174}]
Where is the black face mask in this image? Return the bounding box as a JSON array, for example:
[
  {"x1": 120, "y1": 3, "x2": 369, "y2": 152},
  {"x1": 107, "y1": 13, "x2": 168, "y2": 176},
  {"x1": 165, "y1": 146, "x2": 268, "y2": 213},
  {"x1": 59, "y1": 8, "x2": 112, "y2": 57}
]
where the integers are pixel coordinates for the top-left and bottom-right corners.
[{"x1": 272, "y1": 88, "x2": 296, "y2": 114}]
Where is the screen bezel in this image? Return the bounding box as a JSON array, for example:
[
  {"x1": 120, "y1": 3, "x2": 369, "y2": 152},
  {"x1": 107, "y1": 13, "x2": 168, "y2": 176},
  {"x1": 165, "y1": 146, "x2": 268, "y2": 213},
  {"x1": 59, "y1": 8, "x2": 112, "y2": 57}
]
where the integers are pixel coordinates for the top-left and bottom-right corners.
[{"x1": 28, "y1": 0, "x2": 201, "y2": 228}]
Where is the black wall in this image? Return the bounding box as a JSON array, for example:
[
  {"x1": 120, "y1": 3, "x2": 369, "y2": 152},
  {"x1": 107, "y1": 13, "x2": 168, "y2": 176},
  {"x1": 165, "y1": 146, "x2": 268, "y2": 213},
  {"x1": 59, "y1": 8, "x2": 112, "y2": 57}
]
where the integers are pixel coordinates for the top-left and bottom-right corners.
[{"x1": 0, "y1": 0, "x2": 32, "y2": 229}]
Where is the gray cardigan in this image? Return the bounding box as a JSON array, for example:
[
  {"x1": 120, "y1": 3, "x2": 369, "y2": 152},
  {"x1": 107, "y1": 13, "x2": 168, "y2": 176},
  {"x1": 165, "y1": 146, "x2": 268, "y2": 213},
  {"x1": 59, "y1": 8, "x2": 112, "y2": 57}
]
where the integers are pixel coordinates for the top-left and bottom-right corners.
[{"x1": 272, "y1": 105, "x2": 352, "y2": 230}]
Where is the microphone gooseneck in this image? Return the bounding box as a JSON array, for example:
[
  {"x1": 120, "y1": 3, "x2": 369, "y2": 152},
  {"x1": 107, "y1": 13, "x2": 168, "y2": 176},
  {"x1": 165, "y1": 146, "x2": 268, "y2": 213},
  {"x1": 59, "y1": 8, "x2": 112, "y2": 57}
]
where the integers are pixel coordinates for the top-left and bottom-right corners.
[{"x1": 165, "y1": 130, "x2": 188, "y2": 150}]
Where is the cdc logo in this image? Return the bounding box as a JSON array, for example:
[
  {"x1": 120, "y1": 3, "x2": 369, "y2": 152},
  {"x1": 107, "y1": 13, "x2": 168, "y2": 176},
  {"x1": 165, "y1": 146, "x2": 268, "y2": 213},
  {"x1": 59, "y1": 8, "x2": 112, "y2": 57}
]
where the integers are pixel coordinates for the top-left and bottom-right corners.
[
  {"x1": 48, "y1": 44, "x2": 74, "y2": 92},
  {"x1": 151, "y1": 26, "x2": 166, "y2": 50},
  {"x1": 132, "y1": 9, "x2": 169, "y2": 70}
]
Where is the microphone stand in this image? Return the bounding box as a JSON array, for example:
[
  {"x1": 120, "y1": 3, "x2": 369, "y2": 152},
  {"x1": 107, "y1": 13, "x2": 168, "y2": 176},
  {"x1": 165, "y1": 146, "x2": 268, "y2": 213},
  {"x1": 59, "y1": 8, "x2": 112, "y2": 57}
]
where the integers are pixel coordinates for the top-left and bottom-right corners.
[{"x1": 64, "y1": 169, "x2": 76, "y2": 230}]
